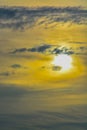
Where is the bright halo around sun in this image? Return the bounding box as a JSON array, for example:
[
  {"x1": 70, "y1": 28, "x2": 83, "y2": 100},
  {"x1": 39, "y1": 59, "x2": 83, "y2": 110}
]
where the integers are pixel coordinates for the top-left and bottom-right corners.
[{"x1": 52, "y1": 54, "x2": 73, "y2": 72}]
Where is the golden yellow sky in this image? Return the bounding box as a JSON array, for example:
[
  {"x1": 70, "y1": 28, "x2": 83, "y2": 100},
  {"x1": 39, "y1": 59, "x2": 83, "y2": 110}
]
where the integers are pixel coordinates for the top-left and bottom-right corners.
[
  {"x1": 0, "y1": 1, "x2": 87, "y2": 127},
  {"x1": 0, "y1": 0, "x2": 87, "y2": 7},
  {"x1": 0, "y1": 4, "x2": 87, "y2": 89}
]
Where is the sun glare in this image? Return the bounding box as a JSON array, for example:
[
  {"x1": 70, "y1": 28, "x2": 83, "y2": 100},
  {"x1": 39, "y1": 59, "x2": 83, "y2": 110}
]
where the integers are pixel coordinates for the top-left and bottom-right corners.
[{"x1": 52, "y1": 54, "x2": 73, "y2": 72}]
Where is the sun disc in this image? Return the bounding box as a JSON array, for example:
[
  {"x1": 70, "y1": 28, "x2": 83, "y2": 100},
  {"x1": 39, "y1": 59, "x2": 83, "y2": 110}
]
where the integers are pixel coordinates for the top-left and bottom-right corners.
[{"x1": 52, "y1": 54, "x2": 73, "y2": 72}]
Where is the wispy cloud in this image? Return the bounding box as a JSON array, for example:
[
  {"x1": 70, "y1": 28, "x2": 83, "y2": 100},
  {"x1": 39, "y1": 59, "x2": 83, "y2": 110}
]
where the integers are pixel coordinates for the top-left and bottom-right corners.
[
  {"x1": 0, "y1": 109, "x2": 87, "y2": 130},
  {"x1": 69, "y1": 41, "x2": 87, "y2": 44},
  {"x1": 11, "y1": 48, "x2": 27, "y2": 54},
  {"x1": 9, "y1": 44, "x2": 87, "y2": 56},
  {"x1": 0, "y1": 83, "x2": 87, "y2": 129},
  {"x1": 0, "y1": 6, "x2": 87, "y2": 30},
  {"x1": 0, "y1": 84, "x2": 29, "y2": 98},
  {"x1": 11, "y1": 64, "x2": 22, "y2": 69},
  {"x1": 0, "y1": 72, "x2": 14, "y2": 76},
  {"x1": 52, "y1": 66, "x2": 62, "y2": 71}
]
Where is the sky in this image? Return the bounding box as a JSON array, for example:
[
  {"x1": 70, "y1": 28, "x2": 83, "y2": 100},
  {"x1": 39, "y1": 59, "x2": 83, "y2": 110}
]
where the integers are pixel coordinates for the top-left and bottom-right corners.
[
  {"x1": 0, "y1": 0, "x2": 87, "y2": 130},
  {"x1": 0, "y1": 0, "x2": 87, "y2": 7}
]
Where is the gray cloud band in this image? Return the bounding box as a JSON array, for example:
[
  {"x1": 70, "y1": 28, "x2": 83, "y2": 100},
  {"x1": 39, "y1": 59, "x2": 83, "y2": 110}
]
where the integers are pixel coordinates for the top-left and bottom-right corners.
[
  {"x1": 10, "y1": 44, "x2": 87, "y2": 55},
  {"x1": 0, "y1": 6, "x2": 87, "y2": 30}
]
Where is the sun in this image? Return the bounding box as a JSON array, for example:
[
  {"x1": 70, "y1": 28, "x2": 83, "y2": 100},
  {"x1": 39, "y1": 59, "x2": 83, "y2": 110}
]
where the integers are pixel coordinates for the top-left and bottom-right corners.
[{"x1": 52, "y1": 54, "x2": 73, "y2": 72}]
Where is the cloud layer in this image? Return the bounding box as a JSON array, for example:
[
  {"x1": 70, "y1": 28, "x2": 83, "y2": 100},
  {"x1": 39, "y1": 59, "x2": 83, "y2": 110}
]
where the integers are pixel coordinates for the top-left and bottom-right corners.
[
  {"x1": 0, "y1": 83, "x2": 87, "y2": 129},
  {"x1": 0, "y1": 113, "x2": 87, "y2": 130},
  {"x1": 10, "y1": 44, "x2": 87, "y2": 56},
  {"x1": 0, "y1": 6, "x2": 87, "y2": 30},
  {"x1": 0, "y1": 85, "x2": 87, "y2": 130}
]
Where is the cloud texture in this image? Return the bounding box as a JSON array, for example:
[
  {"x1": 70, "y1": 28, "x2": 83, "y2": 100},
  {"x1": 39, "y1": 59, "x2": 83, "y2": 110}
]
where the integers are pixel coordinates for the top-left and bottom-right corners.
[
  {"x1": 10, "y1": 44, "x2": 87, "y2": 56},
  {"x1": 0, "y1": 6, "x2": 87, "y2": 30}
]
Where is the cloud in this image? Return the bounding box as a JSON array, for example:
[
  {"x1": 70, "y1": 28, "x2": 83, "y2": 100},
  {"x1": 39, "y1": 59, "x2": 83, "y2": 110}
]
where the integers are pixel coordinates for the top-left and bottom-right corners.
[
  {"x1": 11, "y1": 64, "x2": 22, "y2": 69},
  {"x1": 0, "y1": 84, "x2": 29, "y2": 98},
  {"x1": 0, "y1": 83, "x2": 87, "y2": 130},
  {"x1": 51, "y1": 47, "x2": 74, "y2": 55},
  {"x1": 69, "y1": 41, "x2": 87, "y2": 44},
  {"x1": 75, "y1": 46, "x2": 87, "y2": 55},
  {"x1": 10, "y1": 44, "x2": 51, "y2": 54},
  {"x1": 52, "y1": 66, "x2": 62, "y2": 71},
  {"x1": 0, "y1": 72, "x2": 14, "y2": 76},
  {"x1": 9, "y1": 44, "x2": 87, "y2": 56},
  {"x1": 28, "y1": 44, "x2": 51, "y2": 53},
  {"x1": 11, "y1": 48, "x2": 27, "y2": 54},
  {"x1": 0, "y1": 109, "x2": 87, "y2": 130},
  {"x1": 41, "y1": 65, "x2": 62, "y2": 72},
  {"x1": 0, "y1": 6, "x2": 87, "y2": 30}
]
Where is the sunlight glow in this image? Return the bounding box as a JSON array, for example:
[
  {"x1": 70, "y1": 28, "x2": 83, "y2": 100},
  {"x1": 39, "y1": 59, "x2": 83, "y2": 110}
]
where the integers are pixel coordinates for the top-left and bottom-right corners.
[{"x1": 52, "y1": 54, "x2": 73, "y2": 72}]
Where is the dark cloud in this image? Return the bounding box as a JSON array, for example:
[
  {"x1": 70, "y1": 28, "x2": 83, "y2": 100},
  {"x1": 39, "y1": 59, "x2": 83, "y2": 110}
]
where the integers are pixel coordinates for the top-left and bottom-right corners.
[
  {"x1": 0, "y1": 72, "x2": 13, "y2": 76},
  {"x1": 10, "y1": 44, "x2": 51, "y2": 54},
  {"x1": 41, "y1": 65, "x2": 62, "y2": 71},
  {"x1": 79, "y1": 46, "x2": 87, "y2": 50},
  {"x1": 52, "y1": 66, "x2": 62, "y2": 71},
  {"x1": 28, "y1": 44, "x2": 51, "y2": 53},
  {"x1": 0, "y1": 72, "x2": 9, "y2": 76},
  {"x1": 0, "y1": 6, "x2": 87, "y2": 30},
  {"x1": 0, "y1": 110, "x2": 87, "y2": 130},
  {"x1": 51, "y1": 47, "x2": 74, "y2": 55},
  {"x1": 0, "y1": 85, "x2": 29, "y2": 98},
  {"x1": 9, "y1": 44, "x2": 87, "y2": 56},
  {"x1": 75, "y1": 46, "x2": 87, "y2": 55},
  {"x1": 11, "y1": 64, "x2": 22, "y2": 69},
  {"x1": 0, "y1": 83, "x2": 87, "y2": 130},
  {"x1": 11, "y1": 48, "x2": 27, "y2": 54}
]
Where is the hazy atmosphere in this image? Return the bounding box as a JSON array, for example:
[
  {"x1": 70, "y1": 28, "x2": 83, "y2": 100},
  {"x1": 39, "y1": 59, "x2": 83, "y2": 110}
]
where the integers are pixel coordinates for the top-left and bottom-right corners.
[{"x1": 0, "y1": 0, "x2": 87, "y2": 130}]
